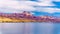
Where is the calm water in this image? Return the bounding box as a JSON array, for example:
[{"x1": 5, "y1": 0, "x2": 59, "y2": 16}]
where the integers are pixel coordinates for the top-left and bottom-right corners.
[{"x1": 0, "y1": 22, "x2": 60, "y2": 34}]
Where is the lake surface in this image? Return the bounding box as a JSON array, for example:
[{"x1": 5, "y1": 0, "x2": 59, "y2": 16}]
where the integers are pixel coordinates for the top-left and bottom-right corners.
[{"x1": 0, "y1": 22, "x2": 60, "y2": 34}]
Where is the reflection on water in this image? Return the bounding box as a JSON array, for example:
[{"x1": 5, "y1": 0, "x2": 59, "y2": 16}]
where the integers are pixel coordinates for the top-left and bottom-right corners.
[{"x1": 0, "y1": 22, "x2": 60, "y2": 34}]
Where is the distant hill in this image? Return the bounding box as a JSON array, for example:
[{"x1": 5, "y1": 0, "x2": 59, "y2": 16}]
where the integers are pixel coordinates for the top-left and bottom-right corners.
[{"x1": 0, "y1": 11, "x2": 60, "y2": 23}]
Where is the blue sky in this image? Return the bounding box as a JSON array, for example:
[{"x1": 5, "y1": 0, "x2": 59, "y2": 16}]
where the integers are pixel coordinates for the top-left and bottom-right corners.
[
  {"x1": 31, "y1": 0, "x2": 60, "y2": 17},
  {"x1": 0, "y1": 0, "x2": 60, "y2": 17}
]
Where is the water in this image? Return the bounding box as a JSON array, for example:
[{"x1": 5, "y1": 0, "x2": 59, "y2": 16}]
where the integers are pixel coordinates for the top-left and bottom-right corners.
[{"x1": 0, "y1": 22, "x2": 60, "y2": 34}]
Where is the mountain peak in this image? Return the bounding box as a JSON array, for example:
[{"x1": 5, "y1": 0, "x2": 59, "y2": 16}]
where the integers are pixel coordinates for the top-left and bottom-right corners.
[{"x1": 23, "y1": 11, "x2": 33, "y2": 16}]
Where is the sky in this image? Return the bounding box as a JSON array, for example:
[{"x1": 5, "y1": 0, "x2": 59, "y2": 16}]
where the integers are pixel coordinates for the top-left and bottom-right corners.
[{"x1": 0, "y1": 0, "x2": 60, "y2": 17}]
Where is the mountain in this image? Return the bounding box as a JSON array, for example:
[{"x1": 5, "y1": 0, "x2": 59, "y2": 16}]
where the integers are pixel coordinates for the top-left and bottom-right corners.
[{"x1": 0, "y1": 11, "x2": 60, "y2": 23}]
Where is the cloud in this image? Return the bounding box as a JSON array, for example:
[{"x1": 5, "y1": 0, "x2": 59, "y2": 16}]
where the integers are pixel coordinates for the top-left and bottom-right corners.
[
  {"x1": 0, "y1": 0, "x2": 37, "y2": 13},
  {"x1": 19, "y1": 1, "x2": 60, "y2": 13},
  {"x1": 20, "y1": 1, "x2": 55, "y2": 6},
  {"x1": 37, "y1": 0, "x2": 60, "y2": 2},
  {"x1": 53, "y1": 0, "x2": 60, "y2": 2},
  {"x1": 36, "y1": 7, "x2": 60, "y2": 13},
  {"x1": 0, "y1": 0, "x2": 60, "y2": 13}
]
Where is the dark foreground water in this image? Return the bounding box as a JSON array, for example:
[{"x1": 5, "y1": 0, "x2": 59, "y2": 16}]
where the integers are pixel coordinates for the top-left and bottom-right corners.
[{"x1": 0, "y1": 22, "x2": 60, "y2": 34}]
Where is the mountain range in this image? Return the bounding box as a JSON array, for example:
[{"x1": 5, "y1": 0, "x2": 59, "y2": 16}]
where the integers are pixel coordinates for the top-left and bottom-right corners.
[{"x1": 0, "y1": 11, "x2": 60, "y2": 23}]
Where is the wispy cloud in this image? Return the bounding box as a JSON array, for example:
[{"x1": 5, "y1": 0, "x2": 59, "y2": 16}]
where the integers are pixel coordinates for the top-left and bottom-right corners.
[
  {"x1": 36, "y1": 7, "x2": 60, "y2": 13},
  {"x1": 0, "y1": 0, "x2": 60, "y2": 13},
  {"x1": 0, "y1": 0, "x2": 36, "y2": 13}
]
